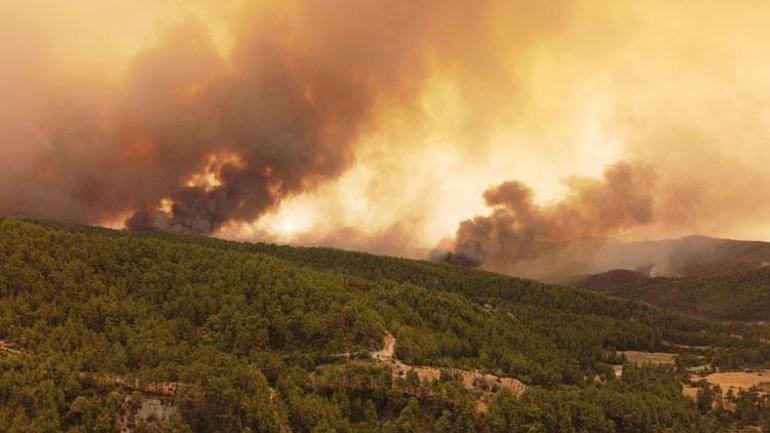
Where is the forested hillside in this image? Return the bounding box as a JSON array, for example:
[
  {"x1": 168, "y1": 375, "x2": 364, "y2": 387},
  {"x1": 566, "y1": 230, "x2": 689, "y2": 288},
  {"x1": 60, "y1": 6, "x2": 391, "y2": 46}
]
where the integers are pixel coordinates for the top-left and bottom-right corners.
[
  {"x1": 576, "y1": 267, "x2": 770, "y2": 321},
  {"x1": 2, "y1": 217, "x2": 770, "y2": 432}
]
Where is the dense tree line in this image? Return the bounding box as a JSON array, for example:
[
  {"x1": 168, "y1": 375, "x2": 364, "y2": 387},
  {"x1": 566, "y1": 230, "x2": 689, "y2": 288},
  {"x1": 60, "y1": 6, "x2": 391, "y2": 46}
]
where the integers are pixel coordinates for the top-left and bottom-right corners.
[
  {"x1": 579, "y1": 266, "x2": 770, "y2": 321},
  {"x1": 1, "y1": 217, "x2": 769, "y2": 432}
]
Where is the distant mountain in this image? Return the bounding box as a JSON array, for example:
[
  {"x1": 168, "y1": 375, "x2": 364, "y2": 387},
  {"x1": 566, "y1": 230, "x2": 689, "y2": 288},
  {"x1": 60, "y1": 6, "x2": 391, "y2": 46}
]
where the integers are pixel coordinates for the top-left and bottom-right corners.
[
  {"x1": 639, "y1": 235, "x2": 770, "y2": 277},
  {"x1": 569, "y1": 268, "x2": 653, "y2": 291},
  {"x1": 513, "y1": 235, "x2": 770, "y2": 283}
]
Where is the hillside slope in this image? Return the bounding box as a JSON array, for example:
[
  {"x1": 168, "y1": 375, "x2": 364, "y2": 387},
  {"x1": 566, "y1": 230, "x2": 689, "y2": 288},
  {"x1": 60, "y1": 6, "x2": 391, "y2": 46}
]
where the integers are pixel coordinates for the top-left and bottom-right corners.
[
  {"x1": 575, "y1": 267, "x2": 770, "y2": 321},
  {"x1": 2, "y1": 217, "x2": 769, "y2": 432},
  {"x1": 478, "y1": 235, "x2": 770, "y2": 281}
]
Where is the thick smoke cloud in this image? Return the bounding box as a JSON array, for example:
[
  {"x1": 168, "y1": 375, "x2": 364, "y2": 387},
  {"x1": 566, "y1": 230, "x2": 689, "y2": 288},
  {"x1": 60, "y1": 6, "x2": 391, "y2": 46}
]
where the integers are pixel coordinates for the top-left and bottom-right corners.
[
  {"x1": 0, "y1": 1, "x2": 451, "y2": 233},
  {"x1": 0, "y1": 0, "x2": 571, "y2": 234},
  {"x1": 121, "y1": 18, "x2": 370, "y2": 233},
  {"x1": 3, "y1": 16, "x2": 363, "y2": 233},
  {"x1": 447, "y1": 161, "x2": 657, "y2": 278}
]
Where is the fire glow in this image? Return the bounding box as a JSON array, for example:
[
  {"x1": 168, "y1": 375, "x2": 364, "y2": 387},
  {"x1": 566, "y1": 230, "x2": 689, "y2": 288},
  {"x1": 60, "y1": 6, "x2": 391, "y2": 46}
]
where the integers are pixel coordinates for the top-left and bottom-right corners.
[{"x1": 184, "y1": 152, "x2": 245, "y2": 192}]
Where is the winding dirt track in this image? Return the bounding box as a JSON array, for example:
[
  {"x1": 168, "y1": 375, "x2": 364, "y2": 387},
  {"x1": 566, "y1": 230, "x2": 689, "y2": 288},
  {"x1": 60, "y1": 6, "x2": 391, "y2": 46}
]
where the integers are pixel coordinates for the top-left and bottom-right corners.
[
  {"x1": 0, "y1": 340, "x2": 21, "y2": 356},
  {"x1": 370, "y1": 331, "x2": 526, "y2": 400}
]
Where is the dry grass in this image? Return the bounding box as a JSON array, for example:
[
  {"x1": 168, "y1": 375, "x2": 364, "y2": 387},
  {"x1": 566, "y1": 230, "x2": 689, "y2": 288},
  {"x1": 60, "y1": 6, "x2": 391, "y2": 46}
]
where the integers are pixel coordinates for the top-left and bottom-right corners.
[
  {"x1": 682, "y1": 385, "x2": 700, "y2": 400},
  {"x1": 0, "y1": 340, "x2": 22, "y2": 356},
  {"x1": 415, "y1": 366, "x2": 442, "y2": 382},
  {"x1": 700, "y1": 370, "x2": 770, "y2": 392},
  {"x1": 621, "y1": 351, "x2": 677, "y2": 366}
]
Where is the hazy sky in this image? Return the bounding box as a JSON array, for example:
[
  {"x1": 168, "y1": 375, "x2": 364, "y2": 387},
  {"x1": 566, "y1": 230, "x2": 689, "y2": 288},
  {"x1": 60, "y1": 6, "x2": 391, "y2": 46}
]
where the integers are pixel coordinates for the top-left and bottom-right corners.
[{"x1": 3, "y1": 0, "x2": 770, "y2": 258}]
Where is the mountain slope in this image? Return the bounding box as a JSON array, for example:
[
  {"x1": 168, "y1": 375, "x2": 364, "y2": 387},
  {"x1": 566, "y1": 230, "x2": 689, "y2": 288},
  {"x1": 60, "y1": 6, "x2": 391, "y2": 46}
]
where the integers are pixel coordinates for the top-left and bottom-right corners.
[
  {"x1": 575, "y1": 266, "x2": 770, "y2": 321},
  {"x1": 1, "y1": 217, "x2": 769, "y2": 432},
  {"x1": 481, "y1": 235, "x2": 770, "y2": 282}
]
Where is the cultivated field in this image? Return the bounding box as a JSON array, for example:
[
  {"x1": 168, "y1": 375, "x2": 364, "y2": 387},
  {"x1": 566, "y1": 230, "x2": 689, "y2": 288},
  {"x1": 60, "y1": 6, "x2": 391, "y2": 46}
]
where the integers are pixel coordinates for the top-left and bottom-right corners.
[
  {"x1": 621, "y1": 351, "x2": 677, "y2": 366},
  {"x1": 697, "y1": 370, "x2": 770, "y2": 393}
]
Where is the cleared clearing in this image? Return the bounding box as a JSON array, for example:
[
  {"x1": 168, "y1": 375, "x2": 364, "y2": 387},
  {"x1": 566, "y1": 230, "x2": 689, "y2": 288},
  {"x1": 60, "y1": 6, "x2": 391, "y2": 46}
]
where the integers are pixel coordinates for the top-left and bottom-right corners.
[
  {"x1": 682, "y1": 385, "x2": 700, "y2": 400},
  {"x1": 698, "y1": 370, "x2": 770, "y2": 393},
  {"x1": 621, "y1": 350, "x2": 677, "y2": 366}
]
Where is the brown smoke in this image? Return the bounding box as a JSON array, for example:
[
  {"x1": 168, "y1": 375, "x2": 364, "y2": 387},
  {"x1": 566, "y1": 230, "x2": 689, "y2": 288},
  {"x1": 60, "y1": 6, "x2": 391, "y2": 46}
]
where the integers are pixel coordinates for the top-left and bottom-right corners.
[
  {"x1": 448, "y1": 161, "x2": 657, "y2": 278},
  {"x1": 0, "y1": 0, "x2": 573, "y2": 234},
  {"x1": 0, "y1": 1, "x2": 455, "y2": 233}
]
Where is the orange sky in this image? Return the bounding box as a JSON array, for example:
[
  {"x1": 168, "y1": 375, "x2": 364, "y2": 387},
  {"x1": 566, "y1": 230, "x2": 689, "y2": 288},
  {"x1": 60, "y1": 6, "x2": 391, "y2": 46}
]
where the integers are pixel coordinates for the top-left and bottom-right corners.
[{"x1": 3, "y1": 0, "x2": 770, "y2": 257}]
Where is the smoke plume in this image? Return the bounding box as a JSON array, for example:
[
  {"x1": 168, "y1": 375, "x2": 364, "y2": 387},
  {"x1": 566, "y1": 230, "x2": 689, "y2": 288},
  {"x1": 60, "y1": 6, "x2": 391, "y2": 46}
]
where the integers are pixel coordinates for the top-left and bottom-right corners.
[
  {"x1": 0, "y1": 1, "x2": 449, "y2": 233},
  {"x1": 447, "y1": 161, "x2": 657, "y2": 278}
]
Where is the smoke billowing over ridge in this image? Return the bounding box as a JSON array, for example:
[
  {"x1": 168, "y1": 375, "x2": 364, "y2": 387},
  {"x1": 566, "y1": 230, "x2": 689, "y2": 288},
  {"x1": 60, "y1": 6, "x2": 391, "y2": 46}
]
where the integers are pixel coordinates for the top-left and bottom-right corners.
[
  {"x1": 0, "y1": 1, "x2": 490, "y2": 233},
  {"x1": 4, "y1": 0, "x2": 770, "y2": 267},
  {"x1": 442, "y1": 161, "x2": 661, "y2": 278}
]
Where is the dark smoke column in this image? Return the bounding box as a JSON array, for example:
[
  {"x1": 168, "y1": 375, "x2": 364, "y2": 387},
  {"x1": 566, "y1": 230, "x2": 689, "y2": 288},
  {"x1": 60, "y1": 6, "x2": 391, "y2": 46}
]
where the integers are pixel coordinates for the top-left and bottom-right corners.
[
  {"x1": 124, "y1": 23, "x2": 371, "y2": 234},
  {"x1": 0, "y1": 0, "x2": 439, "y2": 234}
]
